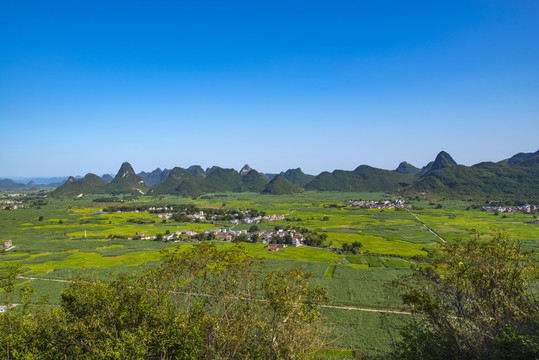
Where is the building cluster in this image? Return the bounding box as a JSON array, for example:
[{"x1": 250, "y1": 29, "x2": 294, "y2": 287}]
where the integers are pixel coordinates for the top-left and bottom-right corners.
[
  {"x1": 229, "y1": 214, "x2": 285, "y2": 225},
  {"x1": 0, "y1": 199, "x2": 24, "y2": 210},
  {"x1": 187, "y1": 211, "x2": 206, "y2": 220},
  {"x1": 149, "y1": 206, "x2": 174, "y2": 212},
  {"x1": 483, "y1": 204, "x2": 538, "y2": 214},
  {"x1": 128, "y1": 228, "x2": 304, "y2": 249},
  {"x1": 348, "y1": 199, "x2": 406, "y2": 209},
  {"x1": 156, "y1": 211, "x2": 286, "y2": 224},
  {"x1": 2, "y1": 240, "x2": 13, "y2": 250}
]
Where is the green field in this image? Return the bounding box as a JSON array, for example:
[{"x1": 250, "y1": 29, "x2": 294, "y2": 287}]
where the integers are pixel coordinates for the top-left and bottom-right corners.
[{"x1": 1, "y1": 191, "x2": 537, "y2": 356}]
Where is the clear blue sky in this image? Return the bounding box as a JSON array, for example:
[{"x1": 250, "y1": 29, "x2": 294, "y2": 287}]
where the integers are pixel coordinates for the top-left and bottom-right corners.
[{"x1": 1, "y1": 0, "x2": 538, "y2": 177}]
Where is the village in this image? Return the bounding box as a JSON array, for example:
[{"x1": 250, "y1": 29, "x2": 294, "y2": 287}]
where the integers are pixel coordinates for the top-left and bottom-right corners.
[
  {"x1": 128, "y1": 227, "x2": 304, "y2": 251},
  {"x1": 127, "y1": 209, "x2": 301, "y2": 250},
  {"x1": 0, "y1": 199, "x2": 24, "y2": 210},
  {"x1": 348, "y1": 199, "x2": 406, "y2": 209},
  {"x1": 156, "y1": 209, "x2": 285, "y2": 224},
  {"x1": 483, "y1": 204, "x2": 538, "y2": 214}
]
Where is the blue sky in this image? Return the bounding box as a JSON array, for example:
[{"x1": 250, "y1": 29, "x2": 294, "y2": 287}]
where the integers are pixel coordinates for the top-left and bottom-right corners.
[{"x1": 1, "y1": 0, "x2": 538, "y2": 177}]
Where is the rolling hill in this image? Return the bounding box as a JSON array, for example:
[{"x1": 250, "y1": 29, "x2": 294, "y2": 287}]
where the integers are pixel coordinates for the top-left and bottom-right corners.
[
  {"x1": 281, "y1": 168, "x2": 315, "y2": 187},
  {"x1": 50, "y1": 174, "x2": 107, "y2": 196},
  {"x1": 262, "y1": 174, "x2": 303, "y2": 195},
  {"x1": 306, "y1": 166, "x2": 415, "y2": 192},
  {"x1": 149, "y1": 167, "x2": 202, "y2": 197}
]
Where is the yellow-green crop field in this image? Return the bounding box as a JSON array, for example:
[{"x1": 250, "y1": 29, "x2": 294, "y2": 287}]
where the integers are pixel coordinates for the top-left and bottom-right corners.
[{"x1": 1, "y1": 191, "x2": 537, "y2": 356}]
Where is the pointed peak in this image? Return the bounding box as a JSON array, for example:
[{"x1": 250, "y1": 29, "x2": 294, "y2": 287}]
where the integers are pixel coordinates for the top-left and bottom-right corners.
[
  {"x1": 67, "y1": 176, "x2": 77, "y2": 183},
  {"x1": 186, "y1": 165, "x2": 206, "y2": 178},
  {"x1": 240, "y1": 164, "x2": 252, "y2": 175},
  {"x1": 101, "y1": 174, "x2": 113, "y2": 183},
  {"x1": 394, "y1": 161, "x2": 420, "y2": 175},
  {"x1": 283, "y1": 168, "x2": 304, "y2": 175},
  {"x1": 116, "y1": 162, "x2": 136, "y2": 178},
  {"x1": 431, "y1": 151, "x2": 457, "y2": 171}
]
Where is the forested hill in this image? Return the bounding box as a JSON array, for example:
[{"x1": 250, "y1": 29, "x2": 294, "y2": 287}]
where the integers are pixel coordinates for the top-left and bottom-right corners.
[{"x1": 45, "y1": 149, "x2": 539, "y2": 200}]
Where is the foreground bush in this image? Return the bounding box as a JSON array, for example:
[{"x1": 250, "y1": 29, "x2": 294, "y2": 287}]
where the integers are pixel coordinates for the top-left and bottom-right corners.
[
  {"x1": 391, "y1": 231, "x2": 538, "y2": 360},
  {"x1": 0, "y1": 243, "x2": 329, "y2": 359}
]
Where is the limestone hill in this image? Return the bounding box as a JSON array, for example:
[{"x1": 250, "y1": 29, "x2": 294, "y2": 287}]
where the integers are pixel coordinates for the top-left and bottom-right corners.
[
  {"x1": 280, "y1": 168, "x2": 315, "y2": 187},
  {"x1": 51, "y1": 174, "x2": 107, "y2": 196},
  {"x1": 107, "y1": 162, "x2": 148, "y2": 194},
  {"x1": 262, "y1": 174, "x2": 303, "y2": 195}
]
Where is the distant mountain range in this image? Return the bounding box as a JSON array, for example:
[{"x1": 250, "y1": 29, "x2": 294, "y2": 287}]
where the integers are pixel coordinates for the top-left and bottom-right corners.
[
  {"x1": 2, "y1": 149, "x2": 538, "y2": 201},
  {"x1": 0, "y1": 178, "x2": 66, "y2": 192}
]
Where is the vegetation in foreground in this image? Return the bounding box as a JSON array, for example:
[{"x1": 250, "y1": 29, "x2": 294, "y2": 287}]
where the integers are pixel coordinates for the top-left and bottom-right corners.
[
  {"x1": 392, "y1": 231, "x2": 538, "y2": 359},
  {"x1": 0, "y1": 244, "x2": 330, "y2": 359},
  {"x1": 1, "y1": 191, "x2": 537, "y2": 357},
  {"x1": 1, "y1": 232, "x2": 537, "y2": 359}
]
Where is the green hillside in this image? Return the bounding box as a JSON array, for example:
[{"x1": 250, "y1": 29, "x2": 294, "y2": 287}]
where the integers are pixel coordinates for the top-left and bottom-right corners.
[
  {"x1": 418, "y1": 151, "x2": 457, "y2": 177},
  {"x1": 201, "y1": 167, "x2": 244, "y2": 192},
  {"x1": 498, "y1": 149, "x2": 539, "y2": 166},
  {"x1": 0, "y1": 179, "x2": 29, "y2": 191},
  {"x1": 50, "y1": 174, "x2": 107, "y2": 196},
  {"x1": 150, "y1": 167, "x2": 202, "y2": 197},
  {"x1": 106, "y1": 162, "x2": 148, "y2": 194},
  {"x1": 306, "y1": 166, "x2": 414, "y2": 192},
  {"x1": 393, "y1": 161, "x2": 421, "y2": 175},
  {"x1": 241, "y1": 169, "x2": 269, "y2": 192},
  {"x1": 408, "y1": 156, "x2": 539, "y2": 201},
  {"x1": 138, "y1": 168, "x2": 171, "y2": 187},
  {"x1": 261, "y1": 174, "x2": 303, "y2": 195},
  {"x1": 186, "y1": 165, "x2": 206, "y2": 178},
  {"x1": 281, "y1": 168, "x2": 315, "y2": 187}
]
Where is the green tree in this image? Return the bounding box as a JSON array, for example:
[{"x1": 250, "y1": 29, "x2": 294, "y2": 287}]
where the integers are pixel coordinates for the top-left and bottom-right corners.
[
  {"x1": 234, "y1": 233, "x2": 249, "y2": 242},
  {"x1": 342, "y1": 241, "x2": 362, "y2": 254},
  {"x1": 0, "y1": 264, "x2": 52, "y2": 359},
  {"x1": 0, "y1": 244, "x2": 329, "y2": 359},
  {"x1": 391, "y1": 231, "x2": 538, "y2": 360},
  {"x1": 250, "y1": 233, "x2": 259, "y2": 243}
]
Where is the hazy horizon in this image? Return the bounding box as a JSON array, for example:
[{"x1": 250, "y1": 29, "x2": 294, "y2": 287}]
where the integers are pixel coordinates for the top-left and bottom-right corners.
[{"x1": 2, "y1": 1, "x2": 538, "y2": 177}]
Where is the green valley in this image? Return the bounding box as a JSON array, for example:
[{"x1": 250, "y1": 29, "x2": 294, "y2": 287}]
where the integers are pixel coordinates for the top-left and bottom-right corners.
[{"x1": 1, "y1": 190, "x2": 537, "y2": 357}]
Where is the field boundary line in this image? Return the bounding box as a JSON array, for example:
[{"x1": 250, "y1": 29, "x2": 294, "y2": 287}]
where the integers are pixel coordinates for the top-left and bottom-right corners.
[
  {"x1": 321, "y1": 304, "x2": 412, "y2": 315},
  {"x1": 18, "y1": 276, "x2": 413, "y2": 315},
  {"x1": 18, "y1": 276, "x2": 71, "y2": 283},
  {"x1": 405, "y1": 209, "x2": 447, "y2": 243}
]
